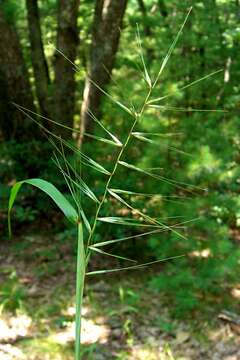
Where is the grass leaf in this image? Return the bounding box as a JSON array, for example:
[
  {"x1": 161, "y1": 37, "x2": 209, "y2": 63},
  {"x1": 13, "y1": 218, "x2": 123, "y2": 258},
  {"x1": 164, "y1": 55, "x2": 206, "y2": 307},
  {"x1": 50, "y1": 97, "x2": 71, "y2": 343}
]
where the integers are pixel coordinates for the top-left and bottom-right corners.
[
  {"x1": 8, "y1": 179, "x2": 78, "y2": 236},
  {"x1": 153, "y1": 7, "x2": 192, "y2": 87},
  {"x1": 108, "y1": 189, "x2": 187, "y2": 240},
  {"x1": 87, "y1": 110, "x2": 123, "y2": 146},
  {"x1": 84, "y1": 132, "x2": 122, "y2": 146},
  {"x1": 118, "y1": 161, "x2": 206, "y2": 192},
  {"x1": 109, "y1": 189, "x2": 186, "y2": 203},
  {"x1": 97, "y1": 216, "x2": 161, "y2": 227},
  {"x1": 13, "y1": 103, "x2": 111, "y2": 176},
  {"x1": 132, "y1": 132, "x2": 183, "y2": 138},
  {"x1": 148, "y1": 69, "x2": 223, "y2": 104},
  {"x1": 60, "y1": 139, "x2": 111, "y2": 175},
  {"x1": 131, "y1": 132, "x2": 192, "y2": 156},
  {"x1": 86, "y1": 255, "x2": 185, "y2": 275},
  {"x1": 53, "y1": 154, "x2": 99, "y2": 204},
  {"x1": 136, "y1": 23, "x2": 152, "y2": 87},
  {"x1": 92, "y1": 228, "x2": 171, "y2": 248},
  {"x1": 148, "y1": 105, "x2": 226, "y2": 112},
  {"x1": 80, "y1": 208, "x2": 91, "y2": 233},
  {"x1": 89, "y1": 246, "x2": 137, "y2": 263},
  {"x1": 89, "y1": 79, "x2": 134, "y2": 116}
]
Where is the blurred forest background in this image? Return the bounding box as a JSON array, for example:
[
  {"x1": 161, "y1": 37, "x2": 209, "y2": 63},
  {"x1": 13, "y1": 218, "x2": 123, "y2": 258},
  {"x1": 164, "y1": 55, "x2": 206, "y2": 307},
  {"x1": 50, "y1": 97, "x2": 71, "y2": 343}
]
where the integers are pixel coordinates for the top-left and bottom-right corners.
[{"x1": 0, "y1": 0, "x2": 240, "y2": 359}]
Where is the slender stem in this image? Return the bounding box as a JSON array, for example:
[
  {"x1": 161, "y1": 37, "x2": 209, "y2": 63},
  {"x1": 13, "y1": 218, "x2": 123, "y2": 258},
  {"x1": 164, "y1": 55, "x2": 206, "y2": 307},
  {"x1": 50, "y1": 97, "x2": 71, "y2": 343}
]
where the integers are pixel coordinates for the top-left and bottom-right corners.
[
  {"x1": 86, "y1": 116, "x2": 138, "y2": 249},
  {"x1": 86, "y1": 88, "x2": 152, "y2": 250},
  {"x1": 75, "y1": 222, "x2": 85, "y2": 360}
]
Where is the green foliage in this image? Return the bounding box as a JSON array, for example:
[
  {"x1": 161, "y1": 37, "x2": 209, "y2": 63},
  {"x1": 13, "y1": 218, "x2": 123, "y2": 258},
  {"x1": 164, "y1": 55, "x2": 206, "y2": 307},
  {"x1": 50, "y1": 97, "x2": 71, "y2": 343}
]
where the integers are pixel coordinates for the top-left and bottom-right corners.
[
  {"x1": 2, "y1": 3, "x2": 240, "y2": 357},
  {"x1": 0, "y1": 140, "x2": 74, "y2": 233},
  {"x1": 118, "y1": 286, "x2": 140, "y2": 314},
  {"x1": 12, "y1": 205, "x2": 39, "y2": 223},
  {"x1": 8, "y1": 178, "x2": 79, "y2": 234},
  {"x1": 0, "y1": 0, "x2": 25, "y2": 25},
  {"x1": 0, "y1": 270, "x2": 26, "y2": 314},
  {"x1": 0, "y1": 140, "x2": 52, "y2": 182},
  {"x1": 149, "y1": 242, "x2": 240, "y2": 317}
]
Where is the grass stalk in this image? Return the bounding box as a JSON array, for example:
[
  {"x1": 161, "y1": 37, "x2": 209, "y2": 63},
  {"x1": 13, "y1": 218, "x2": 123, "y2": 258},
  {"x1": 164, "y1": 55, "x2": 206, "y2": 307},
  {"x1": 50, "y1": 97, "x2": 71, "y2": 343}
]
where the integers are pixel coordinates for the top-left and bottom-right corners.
[
  {"x1": 86, "y1": 87, "x2": 152, "y2": 251},
  {"x1": 8, "y1": 9, "x2": 217, "y2": 359},
  {"x1": 75, "y1": 222, "x2": 85, "y2": 360}
]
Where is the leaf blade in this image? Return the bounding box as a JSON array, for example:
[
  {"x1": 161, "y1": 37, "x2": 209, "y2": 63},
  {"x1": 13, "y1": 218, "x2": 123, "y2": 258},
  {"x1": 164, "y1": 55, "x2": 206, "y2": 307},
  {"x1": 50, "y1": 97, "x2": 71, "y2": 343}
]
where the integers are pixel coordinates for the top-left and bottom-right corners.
[
  {"x1": 136, "y1": 23, "x2": 152, "y2": 87},
  {"x1": 8, "y1": 179, "x2": 78, "y2": 236},
  {"x1": 108, "y1": 189, "x2": 187, "y2": 240},
  {"x1": 97, "y1": 216, "x2": 161, "y2": 227},
  {"x1": 89, "y1": 246, "x2": 137, "y2": 263},
  {"x1": 86, "y1": 110, "x2": 123, "y2": 146},
  {"x1": 118, "y1": 161, "x2": 206, "y2": 192},
  {"x1": 153, "y1": 7, "x2": 192, "y2": 86},
  {"x1": 148, "y1": 69, "x2": 223, "y2": 104},
  {"x1": 89, "y1": 79, "x2": 134, "y2": 116},
  {"x1": 148, "y1": 105, "x2": 226, "y2": 112},
  {"x1": 86, "y1": 255, "x2": 185, "y2": 275},
  {"x1": 92, "y1": 228, "x2": 170, "y2": 248}
]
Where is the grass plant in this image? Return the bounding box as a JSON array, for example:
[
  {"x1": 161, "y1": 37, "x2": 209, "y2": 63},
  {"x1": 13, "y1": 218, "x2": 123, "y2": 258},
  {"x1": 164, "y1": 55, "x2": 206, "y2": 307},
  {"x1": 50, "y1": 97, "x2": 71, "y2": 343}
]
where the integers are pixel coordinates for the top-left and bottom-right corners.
[{"x1": 8, "y1": 7, "x2": 224, "y2": 359}]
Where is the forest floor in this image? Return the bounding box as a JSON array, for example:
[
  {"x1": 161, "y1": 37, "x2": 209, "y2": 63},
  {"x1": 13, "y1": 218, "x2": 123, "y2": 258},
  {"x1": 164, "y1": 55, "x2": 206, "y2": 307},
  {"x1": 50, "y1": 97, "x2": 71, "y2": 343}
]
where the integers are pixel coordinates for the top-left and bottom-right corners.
[{"x1": 0, "y1": 231, "x2": 240, "y2": 360}]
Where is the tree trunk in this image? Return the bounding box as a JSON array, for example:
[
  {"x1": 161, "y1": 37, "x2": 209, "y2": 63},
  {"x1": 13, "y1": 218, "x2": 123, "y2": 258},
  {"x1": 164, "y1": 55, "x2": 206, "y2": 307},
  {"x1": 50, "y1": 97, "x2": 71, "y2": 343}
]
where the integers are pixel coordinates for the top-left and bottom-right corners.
[
  {"x1": 137, "y1": 0, "x2": 154, "y2": 62},
  {"x1": 0, "y1": 9, "x2": 37, "y2": 141},
  {"x1": 137, "y1": 0, "x2": 151, "y2": 37},
  {"x1": 54, "y1": 0, "x2": 80, "y2": 139},
  {"x1": 80, "y1": 0, "x2": 128, "y2": 141},
  {"x1": 26, "y1": 0, "x2": 51, "y2": 125},
  {"x1": 158, "y1": 0, "x2": 168, "y2": 18}
]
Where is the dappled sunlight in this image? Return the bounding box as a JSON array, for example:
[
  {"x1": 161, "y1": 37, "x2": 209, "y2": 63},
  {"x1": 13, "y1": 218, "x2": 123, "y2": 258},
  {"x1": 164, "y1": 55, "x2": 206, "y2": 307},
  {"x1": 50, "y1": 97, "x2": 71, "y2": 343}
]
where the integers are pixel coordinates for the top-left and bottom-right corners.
[
  {"x1": 0, "y1": 344, "x2": 25, "y2": 360},
  {"x1": 0, "y1": 313, "x2": 32, "y2": 343},
  {"x1": 128, "y1": 343, "x2": 180, "y2": 360},
  {"x1": 51, "y1": 305, "x2": 110, "y2": 345},
  {"x1": 231, "y1": 287, "x2": 240, "y2": 300},
  {"x1": 0, "y1": 0, "x2": 239, "y2": 358},
  {"x1": 189, "y1": 248, "x2": 211, "y2": 258},
  {"x1": 0, "y1": 313, "x2": 32, "y2": 360},
  {"x1": 1, "y1": 273, "x2": 240, "y2": 359},
  {"x1": 0, "y1": 305, "x2": 110, "y2": 359},
  {"x1": 130, "y1": 345, "x2": 163, "y2": 360}
]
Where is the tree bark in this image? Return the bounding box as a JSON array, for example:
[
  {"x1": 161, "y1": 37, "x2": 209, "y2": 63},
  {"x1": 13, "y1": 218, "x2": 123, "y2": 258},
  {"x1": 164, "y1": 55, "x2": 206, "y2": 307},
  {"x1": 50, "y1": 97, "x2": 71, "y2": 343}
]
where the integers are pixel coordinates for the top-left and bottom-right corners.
[
  {"x1": 54, "y1": 0, "x2": 80, "y2": 139},
  {"x1": 26, "y1": 0, "x2": 51, "y2": 124},
  {"x1": 0, "y1": 9, "x2": 37, "y2": 141},
  {"x1": 80, "y1": 0, "x2": 128, "y2": 141}
]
